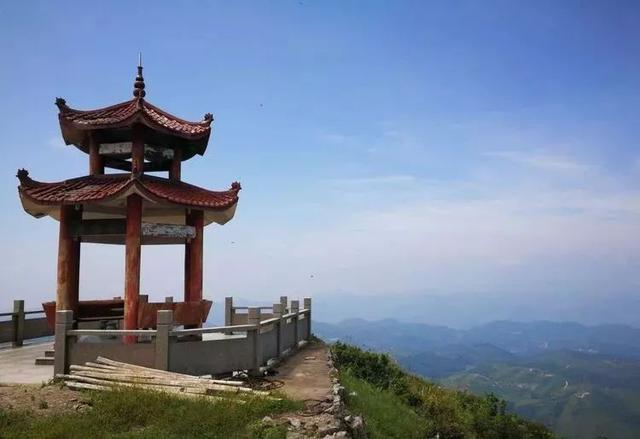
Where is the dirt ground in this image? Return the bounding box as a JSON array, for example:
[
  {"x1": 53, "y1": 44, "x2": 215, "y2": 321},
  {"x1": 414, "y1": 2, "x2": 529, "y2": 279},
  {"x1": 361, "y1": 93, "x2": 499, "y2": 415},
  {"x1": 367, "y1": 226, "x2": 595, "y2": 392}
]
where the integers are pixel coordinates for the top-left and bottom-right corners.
[
  {"x1": 266, "y1": 341, "x2": 345, "y2": 438},
  {"x1": 274, "y1": 341, "x2": 332, "y2": 404},
  {"x1": 0, "y1": 383, "x2": 90, "y2": 414}
]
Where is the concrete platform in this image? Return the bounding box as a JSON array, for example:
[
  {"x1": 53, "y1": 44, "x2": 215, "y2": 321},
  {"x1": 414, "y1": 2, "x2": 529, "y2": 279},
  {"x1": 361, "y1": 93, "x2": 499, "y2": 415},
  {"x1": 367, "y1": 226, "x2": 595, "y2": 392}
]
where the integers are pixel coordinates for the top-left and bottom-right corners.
[{"x1": 0, "y1": 338, "x2": 54, "y2": 384}]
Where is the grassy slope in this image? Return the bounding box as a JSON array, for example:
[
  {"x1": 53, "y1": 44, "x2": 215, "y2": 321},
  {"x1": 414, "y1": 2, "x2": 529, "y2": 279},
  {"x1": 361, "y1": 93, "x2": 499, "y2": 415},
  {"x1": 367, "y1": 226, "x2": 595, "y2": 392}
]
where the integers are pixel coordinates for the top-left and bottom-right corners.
[
  {"x1": 342, "y1": 370, "x2": 429, "y2": 438},
  {"x1": 0, "y1": 387, "x2": 299, "y2": 439},
  {"x1": 333, "y1": 342, "x2": 556, "y2": 439}
]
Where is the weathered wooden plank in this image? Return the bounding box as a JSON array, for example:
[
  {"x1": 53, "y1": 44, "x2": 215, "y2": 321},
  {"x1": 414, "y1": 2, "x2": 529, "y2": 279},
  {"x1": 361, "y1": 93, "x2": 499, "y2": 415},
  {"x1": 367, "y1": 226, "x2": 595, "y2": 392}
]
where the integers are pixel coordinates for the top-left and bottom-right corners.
[
  {"x1": 100, "y1": 143, "x2": 174, "y2": 160},
  {"x1": 99, "y1": 142, "x2": 132, "y2": 155},
  {"x1": 142, "y1": 223, "x2": 195, "y2": 239}
]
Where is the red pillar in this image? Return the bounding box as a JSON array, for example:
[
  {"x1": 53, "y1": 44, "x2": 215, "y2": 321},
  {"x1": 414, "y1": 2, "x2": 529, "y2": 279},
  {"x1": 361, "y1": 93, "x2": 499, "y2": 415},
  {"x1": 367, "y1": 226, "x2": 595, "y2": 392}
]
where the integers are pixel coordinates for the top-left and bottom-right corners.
[
  {"x1": 186, "y1": 210, "x2": 204, "y2": 304},
  {"x1": 88, "y1": 136, "x2": 104, "y2": 175},
  {"x1": 131, "y1": 124, "x2": 145, "y2": 177},
  {"x1": 169, "y1": 148, "x2": 182, "y2": 181},
  {"x1": 124, "y1": 194, "x2": 142, "y2": 342},
  {"x1": 56, "y1": 205, "x2": 81, "y2": 315}
]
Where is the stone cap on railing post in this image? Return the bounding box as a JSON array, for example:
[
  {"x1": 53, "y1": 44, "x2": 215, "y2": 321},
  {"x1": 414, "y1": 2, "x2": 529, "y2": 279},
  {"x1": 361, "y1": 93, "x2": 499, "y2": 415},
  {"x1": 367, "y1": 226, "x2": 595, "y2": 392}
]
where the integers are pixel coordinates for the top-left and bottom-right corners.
[
  {"x1": 280, "y1": 296, "x2": 288, "y2": 313},
  {"x1": 303, "y1": 297, "x2": 312, "y2": 311},
  {"x1": 272, "y1": 303, "x2": 284, "y2": 318},
  {"x1": 291, "y1": 300, "x2": 300, "y2": 314},
  {"x1": 157, "y1": 309, "x2": 174, "y2": 326}
]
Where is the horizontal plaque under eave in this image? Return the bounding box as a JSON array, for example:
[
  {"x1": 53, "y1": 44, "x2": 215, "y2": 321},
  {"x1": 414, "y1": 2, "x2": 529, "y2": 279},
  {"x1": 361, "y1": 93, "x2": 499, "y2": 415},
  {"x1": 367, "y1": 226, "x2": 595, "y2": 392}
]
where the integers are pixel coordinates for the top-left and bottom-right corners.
[{"x1": 71, "y1": 219, "x2": 196, "y2": 245}]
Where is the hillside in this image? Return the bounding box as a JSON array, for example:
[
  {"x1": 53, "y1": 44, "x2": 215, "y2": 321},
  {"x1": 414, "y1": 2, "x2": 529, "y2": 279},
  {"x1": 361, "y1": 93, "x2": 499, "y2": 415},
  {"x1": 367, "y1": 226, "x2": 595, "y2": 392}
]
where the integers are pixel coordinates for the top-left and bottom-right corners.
[
  {"x1": 316, "y1": 319, "x2": 640, "y2": 438},
  {"x1": 442, "y1": 351, "x2": 640, "y2": 439},
  {"x1": 332, "y1": 342, "x2": 555, "y2": 438}
]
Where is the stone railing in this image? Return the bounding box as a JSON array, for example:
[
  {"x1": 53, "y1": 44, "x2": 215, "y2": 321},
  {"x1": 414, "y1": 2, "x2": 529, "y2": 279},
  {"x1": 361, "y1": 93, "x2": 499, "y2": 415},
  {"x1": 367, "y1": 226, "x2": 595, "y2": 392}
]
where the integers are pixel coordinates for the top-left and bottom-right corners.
[
  {"x1": 53, "y1": 297, "x2": 312, "y2": 377},
  {"x1": 0, "y1": 300, "x2": 52, "y2": 346}
]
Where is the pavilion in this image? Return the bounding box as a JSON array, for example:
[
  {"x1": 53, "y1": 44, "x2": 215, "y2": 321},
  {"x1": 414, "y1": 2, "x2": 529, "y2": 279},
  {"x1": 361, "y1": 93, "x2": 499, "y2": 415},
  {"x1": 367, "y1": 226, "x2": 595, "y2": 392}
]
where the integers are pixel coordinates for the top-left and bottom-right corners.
[{"x1": 16, "y1": 60, "x2": 241, "y2": 339}]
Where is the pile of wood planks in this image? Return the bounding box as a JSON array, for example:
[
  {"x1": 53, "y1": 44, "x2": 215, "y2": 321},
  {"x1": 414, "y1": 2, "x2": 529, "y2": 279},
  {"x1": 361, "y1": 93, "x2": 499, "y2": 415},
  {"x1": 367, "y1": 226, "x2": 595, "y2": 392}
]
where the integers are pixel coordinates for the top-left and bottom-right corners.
[{"x1": 57, "y1": 357, "x2": 269, "y2": 401}]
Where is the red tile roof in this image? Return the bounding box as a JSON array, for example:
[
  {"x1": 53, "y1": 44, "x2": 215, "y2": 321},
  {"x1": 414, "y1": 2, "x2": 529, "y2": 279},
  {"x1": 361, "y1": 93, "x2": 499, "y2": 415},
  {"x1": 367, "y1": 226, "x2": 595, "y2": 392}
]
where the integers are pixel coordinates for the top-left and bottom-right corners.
[
  {"x1": 56, "y1": 98, "x2": 212, "y2": 139},
  {"x1": 16, "y1": 170, "x2": 240, "y2": 210}
]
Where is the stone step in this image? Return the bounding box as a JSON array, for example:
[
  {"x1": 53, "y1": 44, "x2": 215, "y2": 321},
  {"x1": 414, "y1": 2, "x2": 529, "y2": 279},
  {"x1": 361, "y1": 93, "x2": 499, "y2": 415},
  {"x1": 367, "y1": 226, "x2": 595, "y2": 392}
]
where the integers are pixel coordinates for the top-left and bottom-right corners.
[
  {"x1": 44, "y1": 350, "x2": 55, "y2": 358},
  {"x1": 35, "y1": 356, "x2": 54, "y2": 366}
]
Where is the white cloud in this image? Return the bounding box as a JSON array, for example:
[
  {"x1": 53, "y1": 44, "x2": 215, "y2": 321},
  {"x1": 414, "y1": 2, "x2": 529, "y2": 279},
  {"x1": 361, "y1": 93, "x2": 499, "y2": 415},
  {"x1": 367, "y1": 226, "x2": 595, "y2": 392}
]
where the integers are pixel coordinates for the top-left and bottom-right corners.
[{"x1": 484, "y1": 150, "x2": 592, "y2": 174}]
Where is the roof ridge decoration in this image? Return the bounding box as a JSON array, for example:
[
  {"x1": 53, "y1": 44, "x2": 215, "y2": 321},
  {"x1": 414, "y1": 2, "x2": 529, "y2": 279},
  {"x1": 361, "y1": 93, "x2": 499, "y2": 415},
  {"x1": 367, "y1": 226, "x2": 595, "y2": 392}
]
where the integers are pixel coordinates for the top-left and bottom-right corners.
[
  {"x1": 54, "y1": 58, "x2": 214, "y2": 158},
  {"x1": 133, "y1": 53, "x2": 146, "y2": 99}
]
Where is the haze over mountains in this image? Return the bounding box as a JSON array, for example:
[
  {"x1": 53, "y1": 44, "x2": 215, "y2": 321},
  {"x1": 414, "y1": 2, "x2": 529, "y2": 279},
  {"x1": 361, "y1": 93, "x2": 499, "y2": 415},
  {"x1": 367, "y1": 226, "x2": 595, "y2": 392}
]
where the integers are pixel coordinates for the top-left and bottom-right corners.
[{"x1": 310, "y1": 291, "x2": 640, "y2": 328}]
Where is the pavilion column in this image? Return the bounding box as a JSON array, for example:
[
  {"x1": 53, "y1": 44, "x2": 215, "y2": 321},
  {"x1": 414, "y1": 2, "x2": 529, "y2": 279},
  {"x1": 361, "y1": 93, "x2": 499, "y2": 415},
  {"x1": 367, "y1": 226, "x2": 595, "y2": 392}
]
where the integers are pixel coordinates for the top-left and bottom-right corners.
[
  {"x1": 124, "y1": 194, "x2": 142, "y2": 342},
  {"x1": 185, "y1": 209, "x2": 204, "y2": 304},
  {"x1": 131, "y1": 124, "x2": 145, "y2": 177},
  {"x1": 56, "y1": 205, "x2": 81, "y2": 315},
  {"x1": 169, "y1": 148, "x2": 182, "y2": 181},
  {"x1": 88, "y1": 136, "x2": 104, "y2": 175}
]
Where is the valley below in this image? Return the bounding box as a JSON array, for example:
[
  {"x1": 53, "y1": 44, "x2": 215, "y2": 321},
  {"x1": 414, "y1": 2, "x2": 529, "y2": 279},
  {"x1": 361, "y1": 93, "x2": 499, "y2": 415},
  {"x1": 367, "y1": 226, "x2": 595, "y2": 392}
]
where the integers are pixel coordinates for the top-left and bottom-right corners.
[{"x1": 315, "y1": 319, "x2": 640, "y2": 439}]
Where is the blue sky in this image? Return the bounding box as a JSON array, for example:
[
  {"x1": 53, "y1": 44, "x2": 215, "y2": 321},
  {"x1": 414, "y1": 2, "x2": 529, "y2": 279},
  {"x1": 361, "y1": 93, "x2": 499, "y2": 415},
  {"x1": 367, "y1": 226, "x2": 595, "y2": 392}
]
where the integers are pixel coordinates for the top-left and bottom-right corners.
[{"x1": 0, "y1": 1, "x2": 639, "y2": 324}]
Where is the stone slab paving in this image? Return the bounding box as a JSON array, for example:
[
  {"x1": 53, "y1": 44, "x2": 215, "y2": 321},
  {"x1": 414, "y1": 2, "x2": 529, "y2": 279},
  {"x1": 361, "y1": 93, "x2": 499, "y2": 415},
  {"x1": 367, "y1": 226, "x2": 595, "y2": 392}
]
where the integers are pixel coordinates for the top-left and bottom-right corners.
[{"x1": 0, "y1": 339, "x2": 53, "y2": 384}]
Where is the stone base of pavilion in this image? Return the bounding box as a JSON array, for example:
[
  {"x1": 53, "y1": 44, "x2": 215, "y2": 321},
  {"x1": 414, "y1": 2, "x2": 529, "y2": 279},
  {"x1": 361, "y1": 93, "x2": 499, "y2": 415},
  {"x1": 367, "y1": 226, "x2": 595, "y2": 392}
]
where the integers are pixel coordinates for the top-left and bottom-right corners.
[{"x1": 53, "y1": 296, "x2": 312, "y2": 378}]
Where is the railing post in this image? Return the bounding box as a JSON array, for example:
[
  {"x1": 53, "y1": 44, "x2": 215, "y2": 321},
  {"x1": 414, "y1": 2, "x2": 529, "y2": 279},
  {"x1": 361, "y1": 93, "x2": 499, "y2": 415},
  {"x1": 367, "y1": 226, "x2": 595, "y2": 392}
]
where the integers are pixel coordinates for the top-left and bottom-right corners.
[
  {"x1": 12, "y1": 300, "x2": 25, "y2": 347},
  {"x1": 273, "y1": 303, "x2": 284, "y2": 357},
  {"x1": 164, "y1": 296, "x2": 173, "y2": 303},
  {"x1": 304, "y1": 297, "x2": 312, "y2": 341},
  {"x1": 54, "y1": 310, "x2": 73, "y2": 376},
  {"x1": 224, "y1": 297, "x2": 233, "y2": 334},
  {"x1": 155, "y1": 310, "x2": 173, "y2": 371},
  {"x1": 224, "y1": 297, "x2": 233, "y2": 326},
  {"x1": 280, "y1": 296, "x2": 288, "y2": 313},
  {"x1": 248, "y1": 307, "x2": 262, "y2": 376},
  {"x1": 291, "y1": 300, "x2": 299, "y2": 349}
]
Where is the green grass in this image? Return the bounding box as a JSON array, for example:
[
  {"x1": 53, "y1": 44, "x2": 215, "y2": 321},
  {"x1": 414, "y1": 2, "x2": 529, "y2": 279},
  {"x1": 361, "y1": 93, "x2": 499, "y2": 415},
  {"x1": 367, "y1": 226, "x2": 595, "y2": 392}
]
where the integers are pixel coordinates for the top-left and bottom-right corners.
[
  {"x1": 0, "y1": 387, "x2": 299, "y2": 439},
  {"x1": 333, "y1": 342, "x2": 556, "y2": 439},
  {"x1": 342, "y1": 370, "x2": 429, "y2": 438}
]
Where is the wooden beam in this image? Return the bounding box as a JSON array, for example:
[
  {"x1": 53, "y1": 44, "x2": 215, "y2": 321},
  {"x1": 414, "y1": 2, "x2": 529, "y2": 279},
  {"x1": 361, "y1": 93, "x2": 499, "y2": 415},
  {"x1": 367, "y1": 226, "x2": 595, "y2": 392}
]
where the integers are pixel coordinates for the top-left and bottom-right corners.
[
  {"x1": 99, "y1": 143, "x2": 175, "y2": 161},
  {"x1": 71, "y1": 219, "x2": 195, "y2": 240},
  {"x1": 142, "y1": 222, "x2": 195, "y2": 239},
  {"x1": 99, "y1": 142, "x2": 132, "y2": 155}
]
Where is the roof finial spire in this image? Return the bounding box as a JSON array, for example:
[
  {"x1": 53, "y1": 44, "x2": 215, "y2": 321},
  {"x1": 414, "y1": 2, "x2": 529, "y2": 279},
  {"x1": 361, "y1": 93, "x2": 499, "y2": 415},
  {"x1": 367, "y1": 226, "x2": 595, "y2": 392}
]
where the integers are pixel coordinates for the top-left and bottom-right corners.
[{"x1": 133, "y1": 52, "x2": 146, "y2": 99}]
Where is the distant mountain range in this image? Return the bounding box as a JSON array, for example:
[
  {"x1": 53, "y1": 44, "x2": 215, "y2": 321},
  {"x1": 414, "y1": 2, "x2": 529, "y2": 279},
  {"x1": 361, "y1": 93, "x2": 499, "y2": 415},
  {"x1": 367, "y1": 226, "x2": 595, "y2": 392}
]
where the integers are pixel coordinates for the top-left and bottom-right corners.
[{"x1": 315, "y1": 319, "x2": 640, "y2": 439}]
